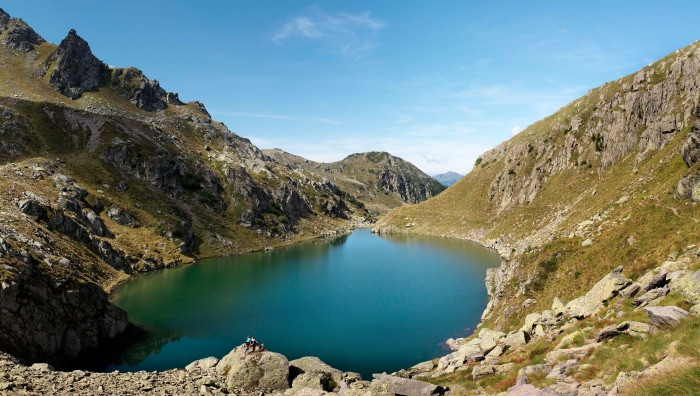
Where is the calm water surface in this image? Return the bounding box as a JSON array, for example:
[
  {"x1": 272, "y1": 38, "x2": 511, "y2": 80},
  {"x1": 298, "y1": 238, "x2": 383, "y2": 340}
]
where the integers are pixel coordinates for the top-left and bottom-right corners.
[{"x1": 108, "y1": 229, "x2": 499, "y2": 378}]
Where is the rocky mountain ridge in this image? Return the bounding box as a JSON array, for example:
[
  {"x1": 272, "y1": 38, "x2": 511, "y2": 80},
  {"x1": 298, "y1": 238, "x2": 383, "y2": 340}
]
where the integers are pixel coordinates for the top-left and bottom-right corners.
[{"x1": 264, "y1": 149, "x2": 445, "y2": 215}]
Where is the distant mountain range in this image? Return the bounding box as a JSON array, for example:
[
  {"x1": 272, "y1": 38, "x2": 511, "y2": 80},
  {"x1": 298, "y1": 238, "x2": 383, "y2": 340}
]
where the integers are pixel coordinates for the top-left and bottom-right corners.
[{"x1": 432, "y1": 171, "x2": 463, "y2": 187}]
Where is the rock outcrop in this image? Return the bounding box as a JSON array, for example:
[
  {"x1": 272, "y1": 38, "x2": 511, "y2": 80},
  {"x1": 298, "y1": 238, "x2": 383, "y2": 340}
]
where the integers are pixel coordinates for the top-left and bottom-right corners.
[
  {"x1": 110, "y1": 67, "x2": 182, "y2": 111},
  {"x1": 46, "y1": 29, "x2": 107, "y2": 99},
  {"x1": 0, "y1": 9, "x2": 45, "y2": 52}
]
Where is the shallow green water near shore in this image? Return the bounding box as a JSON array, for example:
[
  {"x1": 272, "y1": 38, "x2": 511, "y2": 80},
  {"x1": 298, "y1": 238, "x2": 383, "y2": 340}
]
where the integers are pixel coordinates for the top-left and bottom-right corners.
[{"x1": 108, "y1": 229, "x2": 499, "y2": 378}]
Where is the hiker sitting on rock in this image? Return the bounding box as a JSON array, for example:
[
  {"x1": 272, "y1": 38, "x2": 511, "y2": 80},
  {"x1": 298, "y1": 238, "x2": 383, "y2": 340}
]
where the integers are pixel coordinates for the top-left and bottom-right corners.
[{"x1": 244, "y1": 335, "x2": 252, "y2": 351}]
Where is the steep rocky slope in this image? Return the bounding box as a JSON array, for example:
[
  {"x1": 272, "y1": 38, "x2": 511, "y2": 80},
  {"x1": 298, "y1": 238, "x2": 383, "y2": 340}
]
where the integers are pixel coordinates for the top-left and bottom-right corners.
[
  {"x1": 264, "y1": 149, "x2": 445, "y2": 215},
  {"x1": 0, "y1": 8, "x2": 437, "y2": 369},
  {"x1": 377, "y1": 41, "x2": 700, "y2": 393}
]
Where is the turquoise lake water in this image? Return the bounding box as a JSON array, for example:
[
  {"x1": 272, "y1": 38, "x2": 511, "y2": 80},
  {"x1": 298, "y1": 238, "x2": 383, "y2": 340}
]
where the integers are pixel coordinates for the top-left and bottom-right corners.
[{"x1": 107, "y1": 229, "x2": 499, "y2": 378}]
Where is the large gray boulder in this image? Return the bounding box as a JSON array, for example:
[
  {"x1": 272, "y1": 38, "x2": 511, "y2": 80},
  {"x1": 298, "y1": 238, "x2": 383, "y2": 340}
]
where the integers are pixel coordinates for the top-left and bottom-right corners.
[
  {"x1": 472, "y1": 363, "x2": 514, "y2": 379},
  {"x1": 645, "y1": 306, "x2": 689, "y2": 327},
  {"x1": 371, "y1": 374, "x2": 445, "y2": 396},
  {"x1": 216, "y1": 346, "x2": 290, "y2": 391},
  {"x1": 289, "y1": 356, "x2": 343, "y2": 390},
  {"x1": 565, "y1": 266, "x2": 631, "y2": 319},
  {"x1": 595, "y1": 321, "x2": 651, "y2": 341},
  {"x1": 669, "y1": 270, "x2": 700, "y2": 305}
]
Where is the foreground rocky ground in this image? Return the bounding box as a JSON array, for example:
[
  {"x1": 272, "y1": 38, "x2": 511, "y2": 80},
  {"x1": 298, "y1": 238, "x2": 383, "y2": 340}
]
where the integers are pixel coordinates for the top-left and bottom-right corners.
[{"x1": 0, "y1": 346, "x2": 446, "y2": 396}]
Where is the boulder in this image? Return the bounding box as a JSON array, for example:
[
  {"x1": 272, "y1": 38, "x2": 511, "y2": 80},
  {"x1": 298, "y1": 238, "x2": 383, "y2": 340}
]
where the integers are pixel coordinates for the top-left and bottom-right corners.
[
  {"x1": 506, "y1": 383, "x2": 558, "y2": 396},
  {"x1": 676, "y1": 172, "x2": 700, "y2": 201},
  {"x1": 478, "y1": 328, "x2": 505, "y2": 343},
  {"x1": 216, "y1": 346, "x2": 289, "y2": 391},
  {"x1": 292, "y1": 373, "x2": 329, "y2": 391},
  {"x1": 595, "y1": 321, "x2": 651, "y2": 341},
  {"x1": 518, "y1": 364, "x2": 552, "y2": 377},
  {"x1": 642, "y1": 270, "x2": 668, "y2": 291},
  {"x1": 289, "y1": 356, "x2": 343, "y2": 390},
  {"x1": 520, "y1": 312, "x2": 542, "y2": 333},
  {"x1": 669, "y1": 270, "x2": 700, "y2": 305},
  {"x1": 436, "y1": 340, "x2": 485, "y2": 372},
  {"x1": 185, "y1": 356, "x2": 219, "y2": 372},
  {"x1": 371, "y1": 374, "x2": 445, "y2": 396},
  {"x1": 106, "y1": 206, "x2": 140, "y2": 227},
  {"x1": 551, "y1": 297, "x2": 565, "y2": 316},
  {"x1": 645, "y1": 306, "x2": 689, "y2": 327},
  {"x1": 632, "y1": 286, "x2": 669, "y2": 306},
  {"x1": 504, "y1": 330, "x2": 530, "y2": 348},
  {"x1": 545, "y1": 343, "x2": 600, "y2": 364},
  {"x1": 690, "y1": 304, "x2": 700, "y2": 316},
  {"x1": 620, "y1": 283, "x2": 642, "y2": 298},
  {"x1": 545, "y1": 359, "x2": 578, "y2": 379},
  {"x1": 17, "y1": 199, "x2": 46, "y2": 220},
  {"x1": 565, "y1": 267, "x2": 631, "y2": 319},
  {"x1": 472, "y1": 363, "x2": 514, "y2": 379}
]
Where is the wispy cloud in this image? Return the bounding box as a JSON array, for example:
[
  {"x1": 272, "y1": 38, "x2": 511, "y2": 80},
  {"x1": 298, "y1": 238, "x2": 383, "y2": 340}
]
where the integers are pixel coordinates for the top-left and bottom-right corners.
[
  {"x1": 511, "y1": 125, "x2": 522, "y2": 135},
  {"x1": 272, "y1": 9, "x2": 385, "y2": 59},
  {"x1": 211, "y1": 111, "x2": 341, "y2": 125}
]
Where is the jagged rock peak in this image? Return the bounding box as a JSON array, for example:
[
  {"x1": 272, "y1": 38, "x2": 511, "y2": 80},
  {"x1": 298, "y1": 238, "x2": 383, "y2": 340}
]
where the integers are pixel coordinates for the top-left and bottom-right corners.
[
  {"x1": 47, "y1": 29, "x2": 107, "y2": 99},
  {"x1": 0, "y1": 8, "x2": 45, "y2": 52},
  {"x1": 0, "y1": 8, "x2": 10, "y2": 29},
  {"x1": 110, "y1": 66, "x2": 182, "y2": 111}
]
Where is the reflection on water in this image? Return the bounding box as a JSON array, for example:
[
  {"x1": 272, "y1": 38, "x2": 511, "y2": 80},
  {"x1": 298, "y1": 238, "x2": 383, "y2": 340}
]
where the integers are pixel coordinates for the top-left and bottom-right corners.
[{"x1": 107, "y1": 229, "x2": 499, "y2": 378}]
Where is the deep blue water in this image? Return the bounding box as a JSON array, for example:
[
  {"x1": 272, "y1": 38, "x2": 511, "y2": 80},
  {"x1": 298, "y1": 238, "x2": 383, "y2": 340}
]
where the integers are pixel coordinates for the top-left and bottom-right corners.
[{"x1": 108, "y1": 229, "x2": 499, "y2": 378}]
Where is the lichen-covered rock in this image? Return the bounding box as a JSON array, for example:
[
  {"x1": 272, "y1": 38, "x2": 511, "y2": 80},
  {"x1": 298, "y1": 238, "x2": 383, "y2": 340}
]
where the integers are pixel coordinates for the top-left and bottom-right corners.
[
  {"x1": 371, "y1": 374, "x2": 445, "y2": 396},
  {"x1": 504, "y1": 330, "x2": 530, "y2": 348},
  {"x1": 545, "y1": 343, "x2": 600, "y2": 364},
  {"x1": 595, "y1": 321, "x2": 651, "y2": 341},
  {"x1": 46, "y1": 29, "x2": 107, "y2": 99},
  {"x1": 472, "y1": 363, "x2": 514, "y2": 379},
  {"x1": 565, "y1": 266, "x2": 631, "y2": 319},
  {"x1": 669, "y1": 270, "x2": 700, "y2": 304}
]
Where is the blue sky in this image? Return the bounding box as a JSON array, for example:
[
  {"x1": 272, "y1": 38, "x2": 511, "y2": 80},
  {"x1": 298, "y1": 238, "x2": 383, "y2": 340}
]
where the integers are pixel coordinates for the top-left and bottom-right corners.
[{"x1": 4, "y1": 1, "x2": 699, "y2": 174}]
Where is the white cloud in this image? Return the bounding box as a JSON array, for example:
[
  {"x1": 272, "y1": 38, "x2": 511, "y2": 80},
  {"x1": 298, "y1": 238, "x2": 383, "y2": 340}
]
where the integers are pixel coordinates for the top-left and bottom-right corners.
[
  {"x1": 272, "y1": 9, "x2": 385, "y2": 59},
  {"x1": 272, "y1": 17, "x2": 322, "y2": 42},
  {"x1": 511, "y1": 125, "x2": 522, "y2": 135}
]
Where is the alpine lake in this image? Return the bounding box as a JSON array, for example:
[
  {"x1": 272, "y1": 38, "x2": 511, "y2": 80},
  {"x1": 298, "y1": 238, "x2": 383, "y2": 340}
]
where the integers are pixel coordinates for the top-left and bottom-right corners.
[{"x1": 107, "y1": 229, "x2": 500, "y2": 378}]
